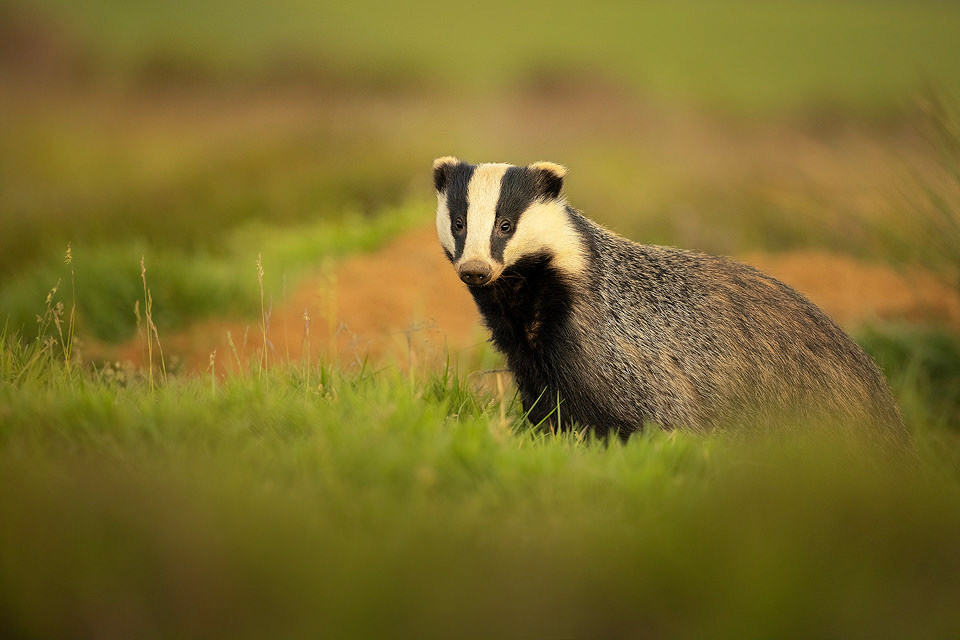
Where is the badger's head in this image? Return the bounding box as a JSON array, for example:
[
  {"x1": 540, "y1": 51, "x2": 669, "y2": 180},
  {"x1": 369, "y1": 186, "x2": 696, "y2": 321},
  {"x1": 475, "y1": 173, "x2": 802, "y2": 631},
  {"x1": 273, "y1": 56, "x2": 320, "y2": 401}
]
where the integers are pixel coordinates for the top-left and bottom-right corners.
[{"x1": 433, "y1": 157, "x2": 586, "y2": 287}]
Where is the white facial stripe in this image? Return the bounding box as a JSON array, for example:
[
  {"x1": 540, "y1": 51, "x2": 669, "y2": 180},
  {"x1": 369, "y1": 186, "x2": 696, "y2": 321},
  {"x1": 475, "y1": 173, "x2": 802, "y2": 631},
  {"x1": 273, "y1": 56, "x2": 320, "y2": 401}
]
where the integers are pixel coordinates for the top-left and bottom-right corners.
[
  {"x1": 503, "y1": 201, "x2": 587, "y2": 277},
  {"x1": 435, "y1": 194, "x2": 455, "y2": 256},
  {"x1": 461, "y1": 163, "x2": 510, "y2": 264}
]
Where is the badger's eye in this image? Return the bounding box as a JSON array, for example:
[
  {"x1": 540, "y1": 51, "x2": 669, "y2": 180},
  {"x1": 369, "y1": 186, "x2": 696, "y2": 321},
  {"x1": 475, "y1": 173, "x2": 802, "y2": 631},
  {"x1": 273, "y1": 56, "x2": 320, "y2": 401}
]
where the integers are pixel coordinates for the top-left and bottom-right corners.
[
  {"x1": 453, "y1": 217, "x2": 465, "y2": 233},
  {"x1": 498, "y1": 219, "x2": 513, "y2": 235}
]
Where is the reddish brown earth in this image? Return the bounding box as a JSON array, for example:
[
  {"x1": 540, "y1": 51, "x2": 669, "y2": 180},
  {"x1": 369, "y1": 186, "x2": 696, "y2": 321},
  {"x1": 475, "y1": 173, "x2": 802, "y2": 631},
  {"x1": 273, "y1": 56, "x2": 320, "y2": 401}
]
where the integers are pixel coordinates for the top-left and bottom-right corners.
[
  {"x1": 105, "y1": 225, "x2": 480, "y2": 375},
  {"x1": 743, "y1": 250, "x2": 960, "y2": 329},
  {"x1": 103, "y1": 224, "x2": 960, "y2": 377}
]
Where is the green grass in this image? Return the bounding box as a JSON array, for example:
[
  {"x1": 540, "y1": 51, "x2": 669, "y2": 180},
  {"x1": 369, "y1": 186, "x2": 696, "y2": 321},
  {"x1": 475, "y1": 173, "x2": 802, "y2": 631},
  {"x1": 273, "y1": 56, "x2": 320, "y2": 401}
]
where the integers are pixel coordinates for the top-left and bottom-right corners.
[
  {"x1": 2, "y1": 335, "x2": 960, "y2": 638},
  {"x1": 0, "y1": 200, "x2": 425, "y2": 342},
  {"x1": 4, "y1": 3, "x2": 960, "y2": 634},
  {"x1": 858, "y1": 324, "x2": 960, "y2": 429},
  {"x1": 2, "y1": 180, "x2": 959, "y2": 638},
  {"x1": 25, "y1": 0, "x2": 960, "y2": 114}
]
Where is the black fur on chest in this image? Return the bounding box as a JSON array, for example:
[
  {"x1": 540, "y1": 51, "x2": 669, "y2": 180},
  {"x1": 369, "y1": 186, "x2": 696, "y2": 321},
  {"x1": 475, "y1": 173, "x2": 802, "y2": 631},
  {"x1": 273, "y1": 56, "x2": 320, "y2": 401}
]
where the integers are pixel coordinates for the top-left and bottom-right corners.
[
  {"x1": 469, "y1": 253, "x2": 573, "y2": 349},
  {"x1": 467, "y1": 252, "x2": 591, "y2": 432}
]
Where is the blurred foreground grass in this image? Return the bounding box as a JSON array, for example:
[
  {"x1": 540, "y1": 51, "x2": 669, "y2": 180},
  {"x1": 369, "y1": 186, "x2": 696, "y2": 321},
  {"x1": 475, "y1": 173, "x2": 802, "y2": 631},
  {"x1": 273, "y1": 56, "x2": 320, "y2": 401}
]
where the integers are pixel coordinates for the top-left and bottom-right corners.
[{"x1": 2, "y1": 335, "x2": 960, "y2": 638}]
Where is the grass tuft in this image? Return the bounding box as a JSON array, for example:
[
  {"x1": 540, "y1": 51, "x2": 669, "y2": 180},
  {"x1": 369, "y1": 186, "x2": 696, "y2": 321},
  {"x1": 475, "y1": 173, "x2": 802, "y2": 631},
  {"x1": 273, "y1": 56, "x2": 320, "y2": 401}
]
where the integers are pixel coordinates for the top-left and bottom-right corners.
[
  {"x1": 868, "y1": 89, "x2": 960, "y2": 291},
  {"x1": 256, "y1": 252, "x2": 269, "y2": 382},
  {"x1": 906, "y1": 89, "x2": 960, "y2": 293},
  {"x1": 139, "y1": 255, "x2": 166, "y2": 389}
]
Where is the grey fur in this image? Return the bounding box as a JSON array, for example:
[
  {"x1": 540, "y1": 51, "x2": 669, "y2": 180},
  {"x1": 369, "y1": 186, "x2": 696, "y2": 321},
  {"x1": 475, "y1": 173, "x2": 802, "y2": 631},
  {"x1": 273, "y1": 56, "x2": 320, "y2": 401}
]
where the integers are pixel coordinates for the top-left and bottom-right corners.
[{"x1": 560, "y1": 211, "x2": 905, "y2": 439}]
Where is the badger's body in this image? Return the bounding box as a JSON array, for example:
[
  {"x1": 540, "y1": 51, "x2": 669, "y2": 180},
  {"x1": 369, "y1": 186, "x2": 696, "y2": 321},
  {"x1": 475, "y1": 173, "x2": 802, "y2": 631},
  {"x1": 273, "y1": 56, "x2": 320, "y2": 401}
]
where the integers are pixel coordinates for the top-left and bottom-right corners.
[{"x1": 434, "y1": 157, "x2": 905, "y2": 441}]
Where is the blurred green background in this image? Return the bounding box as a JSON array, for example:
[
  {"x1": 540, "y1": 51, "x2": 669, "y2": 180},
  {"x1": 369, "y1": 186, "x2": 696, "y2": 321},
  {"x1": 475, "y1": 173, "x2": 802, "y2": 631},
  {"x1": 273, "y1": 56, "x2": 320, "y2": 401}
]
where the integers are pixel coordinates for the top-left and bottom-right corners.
[
  {"x1": 2, "y1": 0, "x2": 960, "y2": 341},
  {"x1": 17, "y1": 0, "x2": 960, "y2": 109}
]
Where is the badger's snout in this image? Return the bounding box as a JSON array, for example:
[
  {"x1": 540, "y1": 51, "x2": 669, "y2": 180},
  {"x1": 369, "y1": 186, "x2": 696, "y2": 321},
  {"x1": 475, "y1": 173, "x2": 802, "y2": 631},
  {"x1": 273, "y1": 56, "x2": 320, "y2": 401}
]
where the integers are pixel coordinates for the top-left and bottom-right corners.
[{"x1": 458, "y1": 260, "x2": 493, "y2": 286}]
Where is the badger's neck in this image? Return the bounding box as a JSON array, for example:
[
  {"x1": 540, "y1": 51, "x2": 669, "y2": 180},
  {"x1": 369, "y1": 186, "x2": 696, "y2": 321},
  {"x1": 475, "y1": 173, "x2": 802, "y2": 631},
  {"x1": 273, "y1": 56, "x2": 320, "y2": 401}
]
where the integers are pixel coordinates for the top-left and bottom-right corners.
[
  {"x1": 469, "y1": 212, "x2": 593, "y2": 357},
  {"x1": 469, "y1": 257, "x2": 569, "y2": 354}
]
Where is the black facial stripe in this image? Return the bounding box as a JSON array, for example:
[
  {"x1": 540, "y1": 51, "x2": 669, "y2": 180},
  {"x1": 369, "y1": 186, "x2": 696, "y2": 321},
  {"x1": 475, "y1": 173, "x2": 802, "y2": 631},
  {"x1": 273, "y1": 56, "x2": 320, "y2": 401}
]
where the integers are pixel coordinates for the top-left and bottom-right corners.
[
  {"x1": 491, "y1": 166, "x2": 537, "y2": 262},
  {"x1": 445, "y1": 163, "x2": 475, "y2": 259}
]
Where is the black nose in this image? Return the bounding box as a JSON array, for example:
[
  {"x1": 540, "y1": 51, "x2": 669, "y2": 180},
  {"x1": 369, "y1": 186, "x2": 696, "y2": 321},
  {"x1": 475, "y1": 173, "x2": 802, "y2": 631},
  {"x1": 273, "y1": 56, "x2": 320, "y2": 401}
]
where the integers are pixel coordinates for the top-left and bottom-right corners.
[{"x1": 458, "y1": 260, "x2": 493, "y2": 286}]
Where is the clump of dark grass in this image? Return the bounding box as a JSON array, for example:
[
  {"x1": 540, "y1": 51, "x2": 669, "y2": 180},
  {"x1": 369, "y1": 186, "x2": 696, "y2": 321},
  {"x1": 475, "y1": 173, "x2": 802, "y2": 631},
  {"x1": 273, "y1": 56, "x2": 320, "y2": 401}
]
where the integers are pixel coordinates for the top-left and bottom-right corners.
[{"x1": 858, "y1": 324, "x2": 960, "y2": 431}]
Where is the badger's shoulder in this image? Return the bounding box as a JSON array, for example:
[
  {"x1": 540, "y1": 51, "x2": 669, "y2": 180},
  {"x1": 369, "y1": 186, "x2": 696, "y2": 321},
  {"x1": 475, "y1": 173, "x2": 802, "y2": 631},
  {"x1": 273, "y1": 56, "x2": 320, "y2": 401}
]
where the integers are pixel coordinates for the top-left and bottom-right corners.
[{"x1": 582, "y1": 232, "x2": 816, "y2": 319}]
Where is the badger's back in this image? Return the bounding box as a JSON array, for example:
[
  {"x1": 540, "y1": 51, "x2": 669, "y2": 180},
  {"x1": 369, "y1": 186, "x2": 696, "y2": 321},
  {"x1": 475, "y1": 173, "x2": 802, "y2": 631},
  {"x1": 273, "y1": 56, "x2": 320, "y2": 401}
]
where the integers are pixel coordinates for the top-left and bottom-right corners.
[
  {"x1": 433, "y1": 157, "x2": 906, "y2": 443},
  {"x1": 578, "y1": 214, "x2": 903, "y2": 435}
]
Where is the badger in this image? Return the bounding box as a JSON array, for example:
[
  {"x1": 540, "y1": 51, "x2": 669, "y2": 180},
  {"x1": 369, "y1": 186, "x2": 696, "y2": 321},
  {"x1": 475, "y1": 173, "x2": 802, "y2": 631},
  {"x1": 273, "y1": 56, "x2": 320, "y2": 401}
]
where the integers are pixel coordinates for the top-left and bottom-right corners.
[{"x1": 433, "y1": 157, "x2": 906, "y2": 442}]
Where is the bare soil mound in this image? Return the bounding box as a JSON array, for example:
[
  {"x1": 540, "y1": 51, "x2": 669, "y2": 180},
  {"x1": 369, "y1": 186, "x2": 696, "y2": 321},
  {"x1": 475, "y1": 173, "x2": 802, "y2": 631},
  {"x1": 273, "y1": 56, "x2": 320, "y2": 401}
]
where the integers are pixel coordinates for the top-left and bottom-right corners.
[
  {"x1": 106, "y1": 225, "x2": 478, "y2": 375},
  {"x1": 743, "y1": 250, "x2": 960, "y2": 329}
]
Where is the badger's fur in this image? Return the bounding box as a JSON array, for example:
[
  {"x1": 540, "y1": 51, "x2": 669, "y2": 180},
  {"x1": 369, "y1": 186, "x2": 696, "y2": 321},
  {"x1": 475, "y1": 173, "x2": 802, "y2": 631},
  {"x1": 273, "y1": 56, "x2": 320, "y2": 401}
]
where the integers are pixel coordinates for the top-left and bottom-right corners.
[{"x1": 434, "y1": 157, "x2": 906, "y2": 442}]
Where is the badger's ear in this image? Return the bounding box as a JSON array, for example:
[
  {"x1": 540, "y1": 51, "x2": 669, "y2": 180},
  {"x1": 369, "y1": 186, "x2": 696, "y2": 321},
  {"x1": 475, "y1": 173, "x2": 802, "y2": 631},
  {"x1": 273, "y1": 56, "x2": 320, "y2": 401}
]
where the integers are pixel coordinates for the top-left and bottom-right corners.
[
  {"x1": 528, "y1": 161, "x2": 567, "y2": 200},
  {"x1": 433, "y1": 156, "x2": 462, "y2": 193}
]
